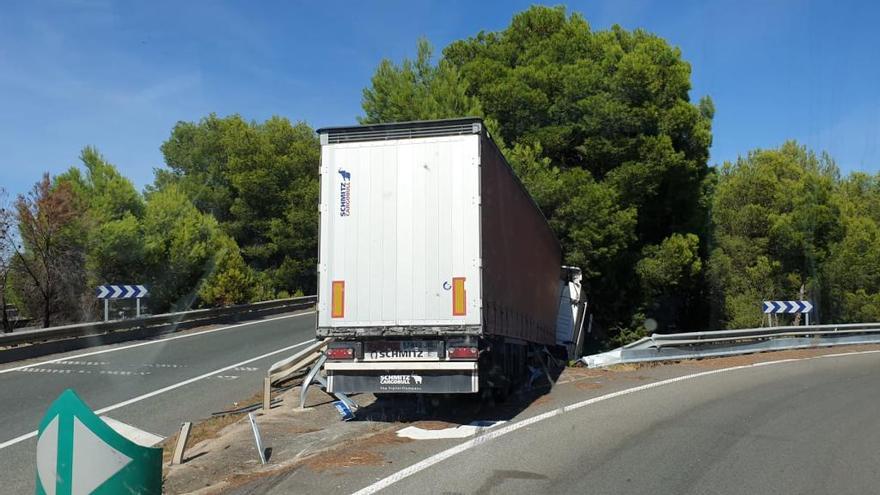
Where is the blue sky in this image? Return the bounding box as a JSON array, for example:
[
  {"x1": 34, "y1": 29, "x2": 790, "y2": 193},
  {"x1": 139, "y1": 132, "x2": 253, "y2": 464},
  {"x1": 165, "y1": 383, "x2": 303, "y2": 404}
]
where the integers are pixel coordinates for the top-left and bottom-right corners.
[{"x1": 1, "y1": 0, "x2": 878, "y2": 197}]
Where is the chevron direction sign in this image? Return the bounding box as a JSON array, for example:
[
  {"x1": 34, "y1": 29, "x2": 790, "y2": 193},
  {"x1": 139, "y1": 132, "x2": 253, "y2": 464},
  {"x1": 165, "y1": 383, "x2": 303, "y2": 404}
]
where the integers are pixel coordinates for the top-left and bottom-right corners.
[
  {"x1": 763, "y1": 300, "x2": 813, "y2": 314},
  {"x1": 95, "y1": 285, "x2": 148, "y2": 300},
  {"x1": 35, "y1": 389, "x2": 161, "y2": 495}
]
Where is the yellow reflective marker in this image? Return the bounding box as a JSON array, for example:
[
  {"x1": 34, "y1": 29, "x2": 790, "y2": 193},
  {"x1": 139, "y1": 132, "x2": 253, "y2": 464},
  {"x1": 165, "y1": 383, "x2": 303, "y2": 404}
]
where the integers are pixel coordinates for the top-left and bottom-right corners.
[
  {"x1": 331, "y1": 281, "x2": 345, "y2": 318},
  {"x1": 452, "y1": 277, "x2": 466, "y2": 316}
]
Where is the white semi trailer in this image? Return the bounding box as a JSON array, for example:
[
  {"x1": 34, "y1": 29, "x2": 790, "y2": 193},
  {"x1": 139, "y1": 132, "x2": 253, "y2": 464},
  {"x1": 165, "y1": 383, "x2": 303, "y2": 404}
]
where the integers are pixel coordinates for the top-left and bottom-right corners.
[{"x1": 315, "y1": 118, "x2": 586, "y2": 395}]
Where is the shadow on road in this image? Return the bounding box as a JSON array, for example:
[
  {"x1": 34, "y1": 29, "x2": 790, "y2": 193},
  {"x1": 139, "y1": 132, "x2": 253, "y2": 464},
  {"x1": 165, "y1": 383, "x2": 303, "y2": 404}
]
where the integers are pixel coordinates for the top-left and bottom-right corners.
[{"x1": 352, "y1": 362, "x2": 564, "y2": 426}]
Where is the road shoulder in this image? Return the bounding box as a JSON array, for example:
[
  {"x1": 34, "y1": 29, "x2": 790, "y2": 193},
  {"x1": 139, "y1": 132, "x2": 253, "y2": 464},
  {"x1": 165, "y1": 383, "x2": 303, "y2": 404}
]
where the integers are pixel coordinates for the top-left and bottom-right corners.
[{"x1": 163, "y1": 344, "x2": 880, "y2": 495}]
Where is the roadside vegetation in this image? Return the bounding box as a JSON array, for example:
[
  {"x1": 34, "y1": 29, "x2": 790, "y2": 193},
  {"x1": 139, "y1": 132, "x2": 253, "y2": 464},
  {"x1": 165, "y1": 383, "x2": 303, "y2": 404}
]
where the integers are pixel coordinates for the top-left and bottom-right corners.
[{"x1": 2, "y1": 6, "x2": 878, "y2": 350}]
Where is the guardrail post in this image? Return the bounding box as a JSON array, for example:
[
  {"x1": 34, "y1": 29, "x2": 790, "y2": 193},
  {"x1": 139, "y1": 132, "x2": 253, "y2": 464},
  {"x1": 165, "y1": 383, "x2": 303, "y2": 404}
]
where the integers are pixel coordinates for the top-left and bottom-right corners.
[
  {"x1": 297, "y1": 353, "x2": 357, "y2": 413},
  {"x1": 299, "y1": 353, "x2": 327, "y2": 409},
  {"x1": 171, "y1": 422, "x2": 192, "y2": 465},
  {"x1": 248, "y1": 413, "x2": 267, "y2": 465},
  {"x1": 263, "y1": 376, "x2": 272, "y2": 411}
]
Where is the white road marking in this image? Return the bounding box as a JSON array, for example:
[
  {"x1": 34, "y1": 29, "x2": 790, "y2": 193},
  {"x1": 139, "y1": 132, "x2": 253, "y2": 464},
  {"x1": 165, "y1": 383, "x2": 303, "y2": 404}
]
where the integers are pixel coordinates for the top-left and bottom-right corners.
[
  {"x1": 0, "y1": 311, "x2": 315, "y2": 375},
  {"x1": 97, "y1": 370, "x2": 150, "y2": 376},
  {"x1": 0, "y1": 340, "x2": 311, "y2": 451},
  {"x1": 351, "y1": 348, "x2": 880, "y2": 495},
  {"x1": 0, "y1": 431, "x2": 41, "y2": 450},
  {"x1": 397, "y1": 421, "x2": 505, "y2": 440},
  {"x1": 16, "y1": 367, "x2": 151, "y2": 376},
  {"x1": 215, "y1": 375, "x2": 239, "y2": 380}
]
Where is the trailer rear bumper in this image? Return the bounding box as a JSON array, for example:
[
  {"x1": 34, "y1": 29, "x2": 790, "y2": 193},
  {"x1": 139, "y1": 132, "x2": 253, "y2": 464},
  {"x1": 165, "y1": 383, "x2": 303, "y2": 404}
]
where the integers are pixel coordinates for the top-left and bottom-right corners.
[{"x1": 325, "y1": 361, "x2": 478, "y2": 394}]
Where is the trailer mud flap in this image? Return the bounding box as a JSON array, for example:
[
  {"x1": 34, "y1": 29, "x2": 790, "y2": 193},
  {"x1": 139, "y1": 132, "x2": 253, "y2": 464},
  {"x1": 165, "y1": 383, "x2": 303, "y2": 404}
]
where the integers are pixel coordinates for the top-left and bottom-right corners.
[{"x1": 327, "y1": 369, "x2": 478, "y2": 394}]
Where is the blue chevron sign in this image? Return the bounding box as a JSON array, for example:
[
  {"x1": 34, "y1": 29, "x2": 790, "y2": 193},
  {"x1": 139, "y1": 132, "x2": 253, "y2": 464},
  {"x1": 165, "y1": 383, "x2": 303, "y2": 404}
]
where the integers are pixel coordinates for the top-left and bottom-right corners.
[
  {"x1": 96, "y1": 284, "x2": 148, "y2": 300},
  {"x1": 762, "y1": 300, "x2": 813, "y2": 314}
]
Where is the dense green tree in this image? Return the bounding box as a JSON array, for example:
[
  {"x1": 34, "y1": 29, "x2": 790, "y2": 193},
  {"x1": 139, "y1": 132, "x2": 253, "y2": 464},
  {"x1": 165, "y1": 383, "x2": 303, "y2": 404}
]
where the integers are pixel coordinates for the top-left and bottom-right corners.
[
  {"x1": 156, "y1": 114, "x2": 319, "y2": 295},
  {"x1": 636, "y1": 233, "x2": 702, "y2": 331},
  {"x1": 708, "y1": 142, "x2": 842, "y2": 328},
  {"x1": 503, "y1": 143, "x2": 638, "y2": 277},
  {"x1": 57, "y1": 148, "x2": 147, "y2": 291},
  {"x1": 142, "y1": 185, "x2": 255, "y2": 312},
  {"x1": 362, "y1": 6, "x2": 713, "y2": 341},
  {"x1": 361, "y1": 38, "x2": 483, "y2": 124},
  {"x1": 821, "y1": 173, "x2": 880, "y2": 322},
  {"x1": 198, "y1": 234, "x2": 257, "y2": 307},
  {"x1": 444, "y1": 7, "x2": 713, "y2": 240},
  {"x1": 11, "y1": 147, "x2": 260, "y2": 321},
  {"x1": 61, "y1": 147, "x2": 145, "y2": 221}
]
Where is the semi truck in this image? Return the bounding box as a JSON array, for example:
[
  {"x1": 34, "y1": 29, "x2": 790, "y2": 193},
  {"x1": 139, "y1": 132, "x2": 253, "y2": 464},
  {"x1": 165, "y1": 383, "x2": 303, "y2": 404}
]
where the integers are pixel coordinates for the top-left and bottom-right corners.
[{"x1": 315, "y1": 117, "x2": 586, "y2": 395}]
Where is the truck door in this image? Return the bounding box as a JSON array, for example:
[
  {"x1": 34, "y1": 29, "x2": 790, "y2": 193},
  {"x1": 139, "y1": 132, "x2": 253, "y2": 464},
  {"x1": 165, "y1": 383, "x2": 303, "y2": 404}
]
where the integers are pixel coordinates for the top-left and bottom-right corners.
[{"x1": 318, "y1": 135, "x2": 482, "y2": 329}]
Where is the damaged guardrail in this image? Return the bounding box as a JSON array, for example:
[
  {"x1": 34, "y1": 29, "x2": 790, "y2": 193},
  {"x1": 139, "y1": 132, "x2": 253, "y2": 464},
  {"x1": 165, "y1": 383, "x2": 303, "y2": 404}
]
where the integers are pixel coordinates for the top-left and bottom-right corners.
[
  {"x1": 583, "y1": 322, "x2": 880, "y2": 368},
  {"x1": 267, "y1": 338, "x2": 331, "y2": 386},
  {"x1": 262, "y1": 339, "x2": 358, "y2": 417}
]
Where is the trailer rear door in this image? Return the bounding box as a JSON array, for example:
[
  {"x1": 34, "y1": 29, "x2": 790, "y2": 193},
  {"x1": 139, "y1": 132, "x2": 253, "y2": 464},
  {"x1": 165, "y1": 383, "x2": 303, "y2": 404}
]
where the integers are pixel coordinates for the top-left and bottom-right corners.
[{"x1": 318, "y1": 134, "x2": 482, "y2": 329}]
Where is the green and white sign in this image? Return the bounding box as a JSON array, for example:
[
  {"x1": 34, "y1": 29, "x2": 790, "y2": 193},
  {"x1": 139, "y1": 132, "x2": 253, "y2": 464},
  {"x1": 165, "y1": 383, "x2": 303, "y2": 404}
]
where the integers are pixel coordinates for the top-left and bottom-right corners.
[{"x1": 35, "y1": 389, "x2": 162, "y2": 495}]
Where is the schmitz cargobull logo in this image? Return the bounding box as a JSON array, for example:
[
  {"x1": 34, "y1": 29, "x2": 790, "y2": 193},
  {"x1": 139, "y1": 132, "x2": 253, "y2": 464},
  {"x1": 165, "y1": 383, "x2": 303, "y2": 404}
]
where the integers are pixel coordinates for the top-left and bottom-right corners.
[
  {"x1": 339, "y1": 168, "x2": 351, "y2": 216},
  {"x1": 379, "y1": 373, "x2": 422, "y2": 385}
]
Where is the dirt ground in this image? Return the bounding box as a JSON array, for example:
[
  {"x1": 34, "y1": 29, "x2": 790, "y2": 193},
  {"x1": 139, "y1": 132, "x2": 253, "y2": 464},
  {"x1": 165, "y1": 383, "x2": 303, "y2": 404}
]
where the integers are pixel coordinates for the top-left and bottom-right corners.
[{"x1": 161, "y1": 343, "x2": 880, "y2": 494}]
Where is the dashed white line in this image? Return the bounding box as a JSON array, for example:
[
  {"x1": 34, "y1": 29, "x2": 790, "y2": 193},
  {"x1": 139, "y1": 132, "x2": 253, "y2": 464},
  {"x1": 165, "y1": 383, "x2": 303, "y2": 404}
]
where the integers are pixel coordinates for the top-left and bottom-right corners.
[
  {"x1": 0, "y1": 310, "x2": 315, "y2": 375},
  {"x1": 17, "y1": 368, "x2": 152, "y2": 376},
  {"x1": 0, "y1": 340, "x2": 312, "y2": 451}
]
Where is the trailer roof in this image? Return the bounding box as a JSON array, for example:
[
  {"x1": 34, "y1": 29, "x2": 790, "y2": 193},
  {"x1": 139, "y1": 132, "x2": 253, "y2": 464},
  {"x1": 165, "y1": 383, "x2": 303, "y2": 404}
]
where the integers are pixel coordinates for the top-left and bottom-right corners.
[{"x1": 317, "y1": 117, "x2": 484, "y2": 144}]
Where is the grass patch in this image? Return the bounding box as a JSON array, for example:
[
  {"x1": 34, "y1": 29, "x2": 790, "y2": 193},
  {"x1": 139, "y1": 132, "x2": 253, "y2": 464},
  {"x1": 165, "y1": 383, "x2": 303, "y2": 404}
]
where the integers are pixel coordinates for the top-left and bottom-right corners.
[{"x1": 161, "y1": 412, "x2": 247, "y2": 465}]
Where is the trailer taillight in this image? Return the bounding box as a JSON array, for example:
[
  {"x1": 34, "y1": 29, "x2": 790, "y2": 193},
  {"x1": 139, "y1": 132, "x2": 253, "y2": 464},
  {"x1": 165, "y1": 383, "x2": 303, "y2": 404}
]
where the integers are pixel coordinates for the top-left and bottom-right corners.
[
  {"x1": 448, "y1": 346, "x2": 478, "y2": 360},
  {"x1": 326, "y1": 347, "x2": 354, "y2": 360}
]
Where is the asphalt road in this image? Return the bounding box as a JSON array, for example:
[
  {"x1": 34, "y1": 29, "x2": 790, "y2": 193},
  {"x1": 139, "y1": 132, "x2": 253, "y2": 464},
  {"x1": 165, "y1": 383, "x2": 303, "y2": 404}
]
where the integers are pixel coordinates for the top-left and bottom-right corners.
[
  {"x1": 374, "y1": 351, "x2": 880, "y2": 495},
  {"x1": 0, "y1": 309, "x2": 316, "y2": 494}
]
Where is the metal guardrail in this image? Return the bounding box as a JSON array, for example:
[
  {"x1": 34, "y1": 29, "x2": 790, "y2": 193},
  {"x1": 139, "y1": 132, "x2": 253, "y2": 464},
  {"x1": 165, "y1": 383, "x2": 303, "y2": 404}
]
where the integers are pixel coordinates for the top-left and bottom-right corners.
[
  {"x1": 0, "y1": 296, "x2": 317, "y2": 348},
  {"x1": 261, "y1": 339, "x2": 357, "y2": 414},
  {"x1": 583, "y1": 322, "x2": 880, "y2": 368},
  {"x1": 267, "y1": 339, "x2": 331, "y2": 386}
]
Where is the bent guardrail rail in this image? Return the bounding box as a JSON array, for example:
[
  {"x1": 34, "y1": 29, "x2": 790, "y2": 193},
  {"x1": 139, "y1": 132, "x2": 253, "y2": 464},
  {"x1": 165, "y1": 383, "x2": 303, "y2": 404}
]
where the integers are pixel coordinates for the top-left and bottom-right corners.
[
  {"x1": 583, "y1": 322, "x2": 880, "y2": 368},
  {"x1": 0, "y1": 296, "x2": 317, "y2": 350},
  {"x1": 267, "y1": 338, "x2": 331, "y2": 386}
]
